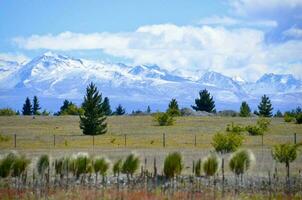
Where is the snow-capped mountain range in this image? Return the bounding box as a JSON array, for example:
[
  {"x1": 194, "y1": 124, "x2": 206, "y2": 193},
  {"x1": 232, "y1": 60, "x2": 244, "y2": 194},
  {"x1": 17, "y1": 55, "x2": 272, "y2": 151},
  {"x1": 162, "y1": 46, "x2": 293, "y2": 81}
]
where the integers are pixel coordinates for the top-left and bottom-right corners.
[{"x1": 0, "y1": 52, "x2": 301, "y2": 112}]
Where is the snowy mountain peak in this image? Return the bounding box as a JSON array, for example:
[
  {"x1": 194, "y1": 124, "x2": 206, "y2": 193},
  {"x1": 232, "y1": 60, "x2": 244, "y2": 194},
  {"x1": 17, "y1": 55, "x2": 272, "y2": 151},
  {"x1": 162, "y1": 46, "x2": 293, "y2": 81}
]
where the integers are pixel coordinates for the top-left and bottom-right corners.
[
  {"x1": 0, "y1": 53, "x2": 301, "y2": 111},
  {"x1": 232, "y1": 75, "x2": 246, "y2": 84}
]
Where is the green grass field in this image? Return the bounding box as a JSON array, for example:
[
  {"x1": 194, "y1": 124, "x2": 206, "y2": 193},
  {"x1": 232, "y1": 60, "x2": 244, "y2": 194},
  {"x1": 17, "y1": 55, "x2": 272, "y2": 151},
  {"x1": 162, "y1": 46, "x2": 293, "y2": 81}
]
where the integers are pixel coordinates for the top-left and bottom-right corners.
[{"x1": 0, "y1": 115, "x2": 301, "y2": 175}]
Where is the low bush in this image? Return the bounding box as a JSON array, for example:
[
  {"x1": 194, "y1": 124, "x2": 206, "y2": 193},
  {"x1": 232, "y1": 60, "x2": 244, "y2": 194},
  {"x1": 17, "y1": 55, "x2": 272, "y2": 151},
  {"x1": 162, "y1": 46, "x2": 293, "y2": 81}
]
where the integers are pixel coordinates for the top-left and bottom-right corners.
[
  {"x1": 153, "y1": 112, "x2": 174, "y2": 126},
  {"x1": 284, "y1": 114, "x2": 294, "y2": 122},
  {"x1": 226, "y1": 122, "x2": 245, "y2": 134},
  {"x1": 0, "y1": 108, "x2": 17, "y2": 116},
  {"x1": 212, "y1": 132, "x2": 244, "y2": 154},
  {"x1": 94, "y1": 157, "x2": 110, "y2": 182},
  {"x1": 0, "y1": 133, "x2": 10, "y2": 142},
  {"x1": 295, "y1": 113, "x2": 302, "y2": 124},
  {"x1": 246, "y1": 125, "x2": 263, "y2": 136},
  {"x1": 163, "y1": 152, "x2": 183, "y2": 179},
  {"x1": 257, "y1": 118, "x2": 271, "y2": 132}
]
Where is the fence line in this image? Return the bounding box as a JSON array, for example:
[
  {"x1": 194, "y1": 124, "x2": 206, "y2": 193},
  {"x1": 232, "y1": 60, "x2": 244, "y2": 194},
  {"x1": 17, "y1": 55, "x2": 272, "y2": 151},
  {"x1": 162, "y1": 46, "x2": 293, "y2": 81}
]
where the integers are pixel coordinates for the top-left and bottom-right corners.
[{"x1": 7, "y1": 132, "x2": 301, "y2": 149}]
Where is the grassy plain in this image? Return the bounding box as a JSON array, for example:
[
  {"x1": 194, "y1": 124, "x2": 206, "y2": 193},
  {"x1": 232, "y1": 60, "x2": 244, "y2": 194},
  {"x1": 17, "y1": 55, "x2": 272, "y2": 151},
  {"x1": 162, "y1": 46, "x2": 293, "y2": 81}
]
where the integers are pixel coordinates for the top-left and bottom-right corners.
[{"x1": 0, "y1": 115, "x2": 301, "y2": 175}]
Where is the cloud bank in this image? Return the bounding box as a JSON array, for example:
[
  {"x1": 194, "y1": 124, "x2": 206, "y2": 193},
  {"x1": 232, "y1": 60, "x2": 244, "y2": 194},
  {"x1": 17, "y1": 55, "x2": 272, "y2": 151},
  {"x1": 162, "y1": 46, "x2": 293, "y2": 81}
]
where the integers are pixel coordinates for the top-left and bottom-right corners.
[{"x1": 13, "y1": 23, "x2": 302, "y2": 81}]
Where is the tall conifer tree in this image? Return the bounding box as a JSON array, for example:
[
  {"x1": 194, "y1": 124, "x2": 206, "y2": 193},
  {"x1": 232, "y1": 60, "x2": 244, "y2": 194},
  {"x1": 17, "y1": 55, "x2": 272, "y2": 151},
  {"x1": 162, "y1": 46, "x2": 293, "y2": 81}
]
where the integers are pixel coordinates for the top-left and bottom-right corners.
[
  {"x1": 80, "y1": 82, "x2": 107, "y2": 135},
  {"x1": 192, "y1": 89, "x2": 215, "y2": 113}
]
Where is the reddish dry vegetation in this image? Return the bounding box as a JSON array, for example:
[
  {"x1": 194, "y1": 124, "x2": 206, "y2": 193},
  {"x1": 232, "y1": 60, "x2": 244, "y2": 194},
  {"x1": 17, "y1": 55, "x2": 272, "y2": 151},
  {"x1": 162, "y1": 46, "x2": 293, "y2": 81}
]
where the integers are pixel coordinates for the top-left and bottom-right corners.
[{"x1": 0, "y1": 187, "x2": 300, "y2": 200}]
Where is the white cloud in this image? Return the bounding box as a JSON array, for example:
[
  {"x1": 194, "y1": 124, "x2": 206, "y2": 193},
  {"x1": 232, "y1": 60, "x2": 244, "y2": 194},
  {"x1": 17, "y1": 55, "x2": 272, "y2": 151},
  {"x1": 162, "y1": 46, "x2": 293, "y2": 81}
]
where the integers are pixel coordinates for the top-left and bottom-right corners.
[
  {"x1": 230, "y1": 0, "x2": 302, "y2": 16},
  {"x1": 283, "y1": 27, "x2": 302, "y2": 38},
  {"x1": 13, "y1": 24, "x2": 302, "y2": 81},
  {"x1": 0, "y1": 53, "x2": 29, "y2": 63},
  {"x1": 198, "y1": 16, "x2": 277, "y2": 28}
]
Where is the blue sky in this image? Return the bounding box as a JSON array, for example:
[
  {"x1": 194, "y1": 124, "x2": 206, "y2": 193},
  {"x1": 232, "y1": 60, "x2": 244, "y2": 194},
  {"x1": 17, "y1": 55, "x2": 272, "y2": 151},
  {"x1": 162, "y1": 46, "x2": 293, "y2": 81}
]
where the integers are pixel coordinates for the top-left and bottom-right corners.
[{"x1": 1, "y1": 0, "x2": 302, "y2": 81}]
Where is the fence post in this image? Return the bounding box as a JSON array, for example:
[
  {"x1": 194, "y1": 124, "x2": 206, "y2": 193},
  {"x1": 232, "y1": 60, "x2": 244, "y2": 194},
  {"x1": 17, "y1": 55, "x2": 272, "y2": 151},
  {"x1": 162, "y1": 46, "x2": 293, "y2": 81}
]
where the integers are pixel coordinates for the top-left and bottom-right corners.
[
  {"x1": 124, "y1": 134, "x2": 127, "y2": 147},
  {"x1": 261, "y1": 134, "x2": 264, "y2": 148},
  {"x1": 93, "y1": 135, "x2": 95, "y2": 147},
  {"x1": 294, "y1": 133, "x2": 297, "y2": 144},
  {"x1": 14, "y1": 134, "x2": 16, "y2": 148},
  {"x1": 194, "y1": 134, "x2": 197, "y2": 147},
  {"x1": 163, "y1": 133, "x2": 166, "y2": 148},
  {"x1": 53, "y1": 134, "x2": 56, "y2": 147}
]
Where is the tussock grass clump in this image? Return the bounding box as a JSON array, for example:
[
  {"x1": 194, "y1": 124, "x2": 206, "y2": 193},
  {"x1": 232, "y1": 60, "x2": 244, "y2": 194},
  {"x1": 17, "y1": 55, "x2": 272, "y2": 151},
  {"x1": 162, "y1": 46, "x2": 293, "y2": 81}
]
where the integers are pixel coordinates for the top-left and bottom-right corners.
[
  {"x1": 94, "y1": 157, "x2": 110, "y2": 182},
  {"x1": 54, "y1": 156, "x2": 70, "y2": 177},
  {"x1": 11, "y1": 155, "x2": 30, "y2": 177},
  {"x1": 0, "y1": 152, "x2": 19, "y2": 178},
  {"x1": 72, "y1": 153, "x2": 92, "y2": 178},
  {"x1": 113, "y1": 159, "x2": 122, "y2": 177},
  {"x1": 122, "y1": 153, "x2": 140, "y2": 178},
  {"x1": 203, "y1": 153, "x2": 219, "y2": 177},
  {"x1": 194, "y1": 159, "x2": 201, "y2": 177},
  {"x1": 37, "y1": 154, "x2": 50, "y2": 176},
  {"x1": 163, "y1": 152, "x2": 183, "y2": 179},
  {"x1": 229, "y1": 149, "x2": 255, "y2": 176}
]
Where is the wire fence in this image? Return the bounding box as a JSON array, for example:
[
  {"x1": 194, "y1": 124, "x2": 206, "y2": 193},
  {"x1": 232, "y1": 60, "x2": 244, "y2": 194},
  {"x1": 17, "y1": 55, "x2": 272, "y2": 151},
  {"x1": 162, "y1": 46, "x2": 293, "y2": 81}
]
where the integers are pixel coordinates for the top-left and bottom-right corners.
[{"x1": 3, "y1": 132, "x2": 300, "y2": 150}]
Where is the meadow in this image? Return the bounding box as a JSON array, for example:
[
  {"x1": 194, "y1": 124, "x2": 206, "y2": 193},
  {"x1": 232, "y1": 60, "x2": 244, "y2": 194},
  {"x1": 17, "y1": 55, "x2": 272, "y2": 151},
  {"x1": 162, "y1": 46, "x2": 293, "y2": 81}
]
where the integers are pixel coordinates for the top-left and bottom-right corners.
[{"x1": 0, "y1": 115, "x2": 302, "y2": 199}]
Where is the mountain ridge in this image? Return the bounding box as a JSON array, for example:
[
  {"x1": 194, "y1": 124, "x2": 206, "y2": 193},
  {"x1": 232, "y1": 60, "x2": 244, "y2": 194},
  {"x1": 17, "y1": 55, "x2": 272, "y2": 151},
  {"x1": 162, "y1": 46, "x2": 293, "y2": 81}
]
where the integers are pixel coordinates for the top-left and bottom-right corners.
[{"x1": 0, "y1": 52, "x2": 301, "y2": 111}]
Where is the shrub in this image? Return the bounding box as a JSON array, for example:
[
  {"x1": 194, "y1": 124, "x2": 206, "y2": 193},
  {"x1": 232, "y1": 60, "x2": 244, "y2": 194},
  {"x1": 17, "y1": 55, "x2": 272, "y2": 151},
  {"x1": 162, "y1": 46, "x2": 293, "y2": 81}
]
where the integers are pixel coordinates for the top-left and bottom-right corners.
[
  {"x1": 163, "y1": 152, "x2": 183, "y2": 179},
  {"x1": 246, "y1": 125, "x2": 263, "y2": 136},
  {"x1": 226, "y1": 122, "x2": 244, "y2": 134},
  {"x1": 272, "y1": 143, "x2": 301, "y2": 178},
  {"x1": 295, "y1": 113, "x2": 302, "y2": 124},
  {"x1": 0, "y1": 108, "x2": 17, "y2": 116},
  {"x1": 122, "y1": 153, "x2": 140, "y2": 178},
  {"x1": 194, "y1": 159, "x2": 201, "y2": 177},
  {"x1": 0, "y1": 133, "x2": 10, "y2": 142},
  {"x1": 113, "y1": 159, "x2": 122, "y2": 176},
  {"x1": 212, "y1": 132, "x2": 244, "y2": 154},
  {"x1": 284, "y1": 113, "x2": 294, "y2": 122},
  {"x1": 154, "y1": 112, "x2": 174, "y2": 126},
  {"x1": 0, "y1": 152, "x2": 18, "y2": 178},
  {"x1": 229, "y1": 149, "x2": 255, "y2": 176},
  {"x1": 37, "y1": 154, "x2": 50, "y2": 176},
  {"x1": 203, "y1": 153, "x2": 219, "y2": 177},
  {"x1": 257, "y1": 117, "x2": 271, "y2": 132}
]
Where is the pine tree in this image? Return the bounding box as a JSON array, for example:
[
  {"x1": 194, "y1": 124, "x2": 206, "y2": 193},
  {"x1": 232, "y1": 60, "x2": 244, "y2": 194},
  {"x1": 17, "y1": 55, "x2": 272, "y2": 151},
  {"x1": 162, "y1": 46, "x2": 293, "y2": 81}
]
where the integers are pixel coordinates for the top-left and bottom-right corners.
[
  {"x1": 80, "y1": 82, "x2": 107, "y2": 135},
  {"x1": 146, "y1": 106, "x2": 151, "y2": 113},
  {"x1": 114, "y1": 104, "x2": 126, "y2": 115},
  {"x1": 22, "y1": 97, "x2": 32, "y2": 115},
  {"x1": 32, "y1": 96, "x2": 41, "y2": 115},
  {"x1": 239, "y1": 101, "x2": 251, "y2": 117},
  {"x1": 102, "y1": 97, "x2": 112, "y2": 116},
  {"x1": 167, "y1": 98, "x2": 180, "y2": 116},
  {"x1": 59, "y1": 100, "x2": 72, "y2": 114},
  {"x1": 274, "y1": 110, "x2": 283, "y2": 117},
  {"x1": 258, "y1": 95, "x2": 273, "y2": 117},
  {"x1": 192, "y1": 89, "x2": 215, "y2": 113}
]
